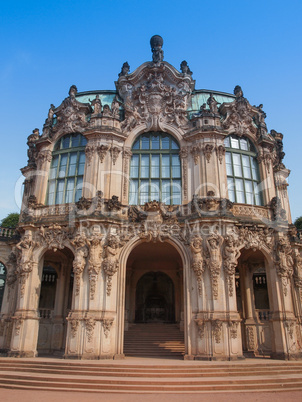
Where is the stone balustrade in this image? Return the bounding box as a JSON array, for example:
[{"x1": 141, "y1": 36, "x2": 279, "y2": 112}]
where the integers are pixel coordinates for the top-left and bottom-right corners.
[{"x1": 0, "y1": 227, "x2": 16, "y2": 239}]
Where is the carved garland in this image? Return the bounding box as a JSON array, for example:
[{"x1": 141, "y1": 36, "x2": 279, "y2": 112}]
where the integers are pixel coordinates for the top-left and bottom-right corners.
[
  {"x1": 123, "y1": 150, "x2": 132, "y2": 199},
  {"x1": 179, "y1": 148, "x2": 188, "y2": 199},
  {"x1": 195, "y1": 319, "x2": 205, "y2": 340},
  {"x1": 102, "y1": 318, "x2": 114, "y2": 338},
  {"x1": 97, "y1": 144, "x2": 109, "y2": 163},
  {"x1": 212, "y1": 320, "x2": 223, "y2": 343},
  {"x1": 203, "y1": 144, "x2": 214, "y2": 163}
]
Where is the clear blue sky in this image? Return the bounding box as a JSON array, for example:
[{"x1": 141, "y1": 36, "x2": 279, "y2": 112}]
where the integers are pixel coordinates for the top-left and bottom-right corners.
[{"x1": 1, "y1": 0, "x2": 301, "y2": 222}]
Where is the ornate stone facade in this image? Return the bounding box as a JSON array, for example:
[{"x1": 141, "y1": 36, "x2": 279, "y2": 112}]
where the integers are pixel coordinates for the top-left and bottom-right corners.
[{"x1": 0, "y1": 36, "x2": 301, "y2": 361}]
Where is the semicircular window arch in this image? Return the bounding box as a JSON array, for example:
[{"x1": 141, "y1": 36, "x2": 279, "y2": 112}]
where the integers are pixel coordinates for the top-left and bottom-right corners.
[
  {"x1": 46, "y1": 133, "x2": 87, "y2": 205},
  {"x1": 129, "y1": 132, "x2": 181, "y2": 205},
  {"x1": 225, "y1": 135, "x2": 263, "y2": 206}
]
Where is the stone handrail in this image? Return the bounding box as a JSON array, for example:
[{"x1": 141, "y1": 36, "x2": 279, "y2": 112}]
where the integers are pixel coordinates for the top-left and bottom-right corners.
[
  {"x1": 0, "y1": 227, "x2": 16, "y2": 238},
  {"x1": 22, "y1": 202, "x2": 274, "y2": 222},
  {"x1": 256, "y1": 309, "x2": 272, "y2": 322}
]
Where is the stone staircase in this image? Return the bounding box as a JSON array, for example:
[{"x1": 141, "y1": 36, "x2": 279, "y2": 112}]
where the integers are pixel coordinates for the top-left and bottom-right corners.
[
  {"x1": 124, "y1": 323, "x2": 185, "y2": 358},
  {"x1": 0, "y1": 358, "x2": 302, "y2": 393}
]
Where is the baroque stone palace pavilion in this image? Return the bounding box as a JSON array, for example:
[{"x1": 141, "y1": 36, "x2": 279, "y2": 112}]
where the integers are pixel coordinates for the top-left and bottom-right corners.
[{"x1": 0, "y1": 35, "x2": 302, "y2": 361}]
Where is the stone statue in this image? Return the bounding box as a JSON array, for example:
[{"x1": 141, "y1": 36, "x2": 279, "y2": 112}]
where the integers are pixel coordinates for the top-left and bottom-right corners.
[
  {"x1": 111, "y1": 97, "x2": 121, "y2": 119},
  {"x1": 150, "y1": 35, "x2": 164, "y2": 63},
  {"x1": 69, "y1": 85, "x2": 78, "y2": 98},
  {"x1": 47, "y1": 104, "x2": 55, "y2": 124},
  {"x1": 118, "y1": 62, "x2": 130, "y2": 77},
  {"x1": 234, "y1": 85, "x2": 243, "y2": 98},
  {"x1": 180, "y1": 60, "x2": 193, "y2": 76},
  {"x1": 223, "y1": 235, "x2": 240, "y2": 296},
  {"x1": 102, "y1": 104, "x2": 112, "y2": 117},
  {"x1": 16, "y1": 235, "x2": 34, "y2": 269},
  {"x1": 26, "y1": 129, "x2": 40, "y2": 167},
  {"x1": 102, "y1": 235, "x2": 120, "y2": 295},
  {"x1": 86, "y1": 234, "x2": 102, "y2": 274},
  {"x1": 90, "y1": 94, "x2": 102, "y2": 115},
  {"x1": 71, "y1": 234, "x2": 88, "y2": 295},
  {"x1": 206, "y1": 231, "x2": 223, "y2": 298},
  {"x1": 207, "y1": 93, "x2": 219, "y2": 114},
  {"x1": 190, "y1": 236, "x2": 204, "y2": 295}
]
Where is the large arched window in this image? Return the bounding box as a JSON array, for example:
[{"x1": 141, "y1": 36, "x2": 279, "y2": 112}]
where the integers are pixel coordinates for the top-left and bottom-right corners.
[
  {"x1": 0, "y1": 263, "x2": 6, "y2": 311},
  {"x1": 225, "y1": 135, "x2": 262, "y2": 206},
  {"x1": 46, "y1": 134, "x2": 87, "y2": 205},
  {"x1": 129, "y1": 132, "x2": 181, "y2": 205}
]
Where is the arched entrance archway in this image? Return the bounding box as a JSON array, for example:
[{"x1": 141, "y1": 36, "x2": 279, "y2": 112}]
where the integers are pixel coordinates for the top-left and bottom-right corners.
[
  {"x1": 236, "y1": 248, "x2": 273, "y2": 357},
  {"x1": 37, "y1": 247, "x2": 73, "y2": 356},
  {"x1": 123, "y1": 240, "x2": 185, "y2": 358}
]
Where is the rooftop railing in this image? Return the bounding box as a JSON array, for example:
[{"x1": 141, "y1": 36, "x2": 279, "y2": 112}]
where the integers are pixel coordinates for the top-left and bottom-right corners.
[{"x1": 0, "y1": 227, "x2": 16, "y2": 239}]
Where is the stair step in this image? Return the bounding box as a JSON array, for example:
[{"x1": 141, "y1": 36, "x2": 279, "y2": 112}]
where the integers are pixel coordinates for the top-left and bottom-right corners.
[
  {"x1": 124, "y1": 323, "x2": 185, "y2": 359},
  {"x1": 0, "y1": 357, "x2": 302, "y2": 393}
]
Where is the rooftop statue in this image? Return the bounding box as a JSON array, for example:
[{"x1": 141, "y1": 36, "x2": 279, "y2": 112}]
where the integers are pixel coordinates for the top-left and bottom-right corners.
[
  {"x1": 150, "y1": 35, "x2": 164, "y2": 63},
  {"x1": 180, "y1": 60, "x2": 193, "y2": 76},
  {"x1": 118, "y1": 62, "x2": 130, "y2": 77},
  {"x1": 234, "y1": 85, "x2": 243, "y2": 98}
]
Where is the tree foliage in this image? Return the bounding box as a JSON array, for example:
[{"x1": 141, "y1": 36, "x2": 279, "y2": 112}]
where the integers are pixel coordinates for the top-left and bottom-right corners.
[
  {"x1": 0, "y1": 213, "x2": 20, "y2": 228},
  {"x1": 294, "y1": 216, "x2": 302, "y2": 230}
]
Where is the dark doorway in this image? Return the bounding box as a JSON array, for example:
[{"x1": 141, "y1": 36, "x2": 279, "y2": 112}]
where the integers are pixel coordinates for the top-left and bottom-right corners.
[{"x1": 135, "y1": 271, "x2": 175, "y2": 323}]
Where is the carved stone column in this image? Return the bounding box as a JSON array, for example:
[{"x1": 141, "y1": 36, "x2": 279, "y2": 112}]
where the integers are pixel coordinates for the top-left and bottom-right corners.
[{"x1": 9, "y1": 258, "x2": 40, "y2": 357}]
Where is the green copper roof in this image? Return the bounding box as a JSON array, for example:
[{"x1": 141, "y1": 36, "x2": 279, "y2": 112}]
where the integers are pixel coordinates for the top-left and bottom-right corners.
[{"x1": 76, "y1": 89, "x2": 235, "y2": 113}]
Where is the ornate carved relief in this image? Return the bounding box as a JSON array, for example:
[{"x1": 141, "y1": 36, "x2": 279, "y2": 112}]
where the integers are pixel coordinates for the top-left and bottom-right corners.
[
  {"x1": 70, "y1": 319, "x2": 80, "y2": 338},
  {"x1": 216, "y1": 145, "x2": 225, "y2": 164},
  {"x1": 97, "y1": 144, "x2": 109, "y2": 163},
  {"x1": 102, "y1": 318, "x2": 114, "y2": 338},
  {"x1": 102, "y1": 235, "x2": 121, "y2": 296},
  {"x1": 110, "y1": 146, "x2": 121, "y2": 165},
  {"x1": 86, "y1": 234, "x2": 103, "y2": 300},
  {"x1": 85, "y1": 144, "x2": 96, "y2": 165},
  {"x1": 258, "y1": 151, "x2": 274, "y2": 174},
  {"x1": 284, "y1": 321, "x2": 295, "y2": 340},
  {"x1": 13, "y1": 317, "x2": 24, "y2": 336},
  {"x1": 205, "y1": 232, "x2": 223, "y2": 299},
  {"x1": 229, "y1": 321, "x2": 239, "y2": 339},
  {"x1": 179, "y1": 148, "x2": 188, "y2": 199},
  {"x1": 16, "y1": 234, "x2": 37, "y2": 297},
  {"x1": 236, "y1": 225, "x2": 274, "y2": 252},
  {"x1": 39, "y1": 224, "x2": 69, "y2": 252},
  {"x1": 36, "y1": 149, "x2": 52, "y2": 167},
  {"x1": 76, "y1": 197, "x2": 92, "y2": 211},
  {"x1": 203, "y1": 144, "x2": 214, "y2": 163},
  {"x1": 220, "y1": 86, "x2": 258, "y2": 137},
  {"x1": 246, "y1": 326, "x2": 256, "y2": 350},
  {"x1": 52, "y1": 85, "x2": 92, "y2": 136},
  {"x1": 276, "y1": 237, "x2": 294, "y2": 296},
  {"x1": 223, "y1": 235, "x2": 240, "y2": 297},
  {"x1": 190, "y1": 236, "x2": 204, "y2": 295},
  {"x1": 107, "y1": 195, "x2": 122, "y2": 211},
  {"x1": 85, "y1": 318, "x2": 96, "y2": 343},
  {"x1": 195, "y1": 319, "x2": 205, "y2": 340},
  {"x1": 191, "y1": 145, "x2": 200, "y2": 165},
  {"x1": 116, "y1": 47, "x2": 195, "y2": 133},
  {"x1": 212, "y1": 320, "x2": 222, "y2": 343},
  {"x1": 71, "y1": 234, "x2": 88, "y2": 296},
  {"x1": 123, "y1": 150, "x2": 132, "y2": 199}
]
